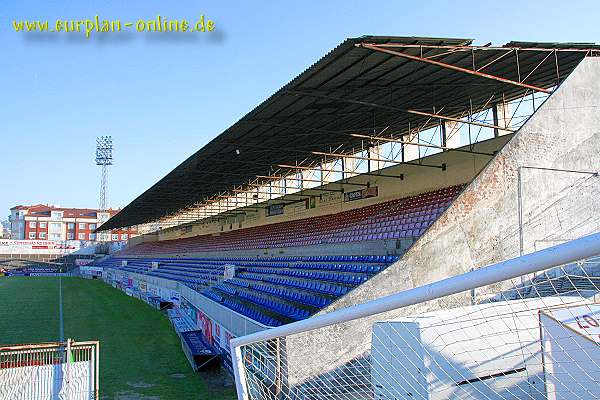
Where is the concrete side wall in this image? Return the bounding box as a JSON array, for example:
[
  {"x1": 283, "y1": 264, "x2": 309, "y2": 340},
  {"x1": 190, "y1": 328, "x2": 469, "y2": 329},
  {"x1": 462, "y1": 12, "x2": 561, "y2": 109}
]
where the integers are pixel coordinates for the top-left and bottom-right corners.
[
  {"x1": 284, "y1": 58, "x2": 600, "y2": 385},
  {"x1": 128, "y1": 232, "x2": 159, "y2": 247},
  {"x1": 121, "y1": 238, "x2": 413, "y2": 259}
]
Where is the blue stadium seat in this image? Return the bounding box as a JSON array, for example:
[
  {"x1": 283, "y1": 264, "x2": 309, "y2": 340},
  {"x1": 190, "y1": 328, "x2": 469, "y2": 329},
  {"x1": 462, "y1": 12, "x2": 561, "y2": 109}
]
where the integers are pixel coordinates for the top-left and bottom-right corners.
[{"x1": 100, "y1": 251, "x2": 404, "y2": 326}]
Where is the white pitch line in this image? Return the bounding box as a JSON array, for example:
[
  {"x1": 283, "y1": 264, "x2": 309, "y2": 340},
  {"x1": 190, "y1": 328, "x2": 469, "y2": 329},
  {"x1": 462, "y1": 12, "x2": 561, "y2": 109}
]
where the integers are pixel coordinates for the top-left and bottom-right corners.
[{"x1": 59, "y1": 276, "x2": 64, "y2": 342}]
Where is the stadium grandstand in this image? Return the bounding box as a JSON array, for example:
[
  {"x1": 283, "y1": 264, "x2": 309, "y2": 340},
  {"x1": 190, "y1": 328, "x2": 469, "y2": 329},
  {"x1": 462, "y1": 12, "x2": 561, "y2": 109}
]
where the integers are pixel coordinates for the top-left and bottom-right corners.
[
  {"x1": 93, "y1": 36, "x2": 600, "y2": 399},
  {"x1": 0, "y1": 258, "x2": 72, "y2": 274}
]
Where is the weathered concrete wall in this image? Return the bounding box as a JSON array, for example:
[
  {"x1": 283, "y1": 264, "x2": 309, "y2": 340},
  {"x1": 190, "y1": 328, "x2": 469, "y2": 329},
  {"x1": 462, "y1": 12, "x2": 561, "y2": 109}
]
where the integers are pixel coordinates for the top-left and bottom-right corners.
[
  {"x1": 284, "y1": 57, "x2": 600, "y2": 385},
  {"x1": 121, "y1": 238, "x2": 412, "y2": 259},
  {"x1": 128, "y1": 232, "x2": 159, "y2": 247}
]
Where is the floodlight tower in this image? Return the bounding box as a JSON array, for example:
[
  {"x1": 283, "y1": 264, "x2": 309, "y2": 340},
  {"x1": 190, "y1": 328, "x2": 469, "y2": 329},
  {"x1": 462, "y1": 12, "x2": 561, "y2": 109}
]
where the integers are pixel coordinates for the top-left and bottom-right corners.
[{"x1": 95, "y1": 136, "x2": 113, "y2": 211}]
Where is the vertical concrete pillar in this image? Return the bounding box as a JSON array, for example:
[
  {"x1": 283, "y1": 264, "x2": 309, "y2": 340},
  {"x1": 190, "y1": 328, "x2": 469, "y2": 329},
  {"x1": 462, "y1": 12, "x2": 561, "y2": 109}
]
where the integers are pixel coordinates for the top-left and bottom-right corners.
[
  {"x1": 301, "y1": 169, "x2": 317, "y2": 189},
  {"x1": 443, "y1": 121, "x2": 461, "y2": 149},
  {"x1": 342, "y1": 156, "x2": 358, "y2": 179},
  {"x1": 291, "y1": 173, "x2": 302, "y2": 192},
  {"x1": 493, "y1": 101, "x2": 512, "y2": 137},
  {"x1": 321, "y1": 161, "x2": 335, "y2": 184},
  {"x1": 262, "y1": 183, "x2": 269, "y2": 199},
  {"x1": 368, "y1": 145, "x2": 384, "y2": 171},
  {"x1": 403, "y1": 132, "x2": 420, "y2": 161},
  {"x1": 283, "y1": 178, "x2": 290, "y2": 194},
  {"x1": 266, "y1": 182, "x2": 274, "y2": 199},
  {"x1": 256, "y1": 186, "x2": 267, "y2": 202},
  {"x1": 274, "y1": 180, "x2": 285, "y2": 197}
]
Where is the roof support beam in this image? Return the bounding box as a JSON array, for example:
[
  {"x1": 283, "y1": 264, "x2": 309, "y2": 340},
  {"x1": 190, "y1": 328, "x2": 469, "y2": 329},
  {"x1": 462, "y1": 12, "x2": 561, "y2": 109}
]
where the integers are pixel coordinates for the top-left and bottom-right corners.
[
  {"x1": 263, "y1": 198, "x2": 306, "y2": 204},
  {"x1": 288, "y1": 90, "x2": 514, "y2": 133},
  {"x1": 253, "y1": 176, "x2": 344, "y2": 192},
  {"x1": 307, "y1": 152, "x2": 445, "y2": 170},
  {"x1": 197, "y1": 207, "x2": 248, "y2": 215},
  {"x1": 210, "y1": 197, "x2": 263, "y2": 207},
  {"x1": 357, "y1": 43, "x2": 552, "y2": 94},
  {"x1": 266, "y1": 164, "x2": 407, "y2": 180},
  {"x1": 185, "y1": 183, "x2": 332, "y2": 219},
  {"x1": 266, "y1": 168, "x2": 370, "y2": 187},
  {"x1": 230, "y1": 189, "x2": 312, "y2": 199},
  {"x1": 406, "y1": 109, "x2": 515, "y2": 132},
  {"x1": 241, "y1": 120, "x2": 391, "y2": 138},
  {"x1": 350, "y1": 133, "x2": 497, "y2": 157},
  {"x1": 249, "y1": 183, "x2": 343, "y2": 197},
  {"x1": 311, "y1": 151, "x2": 395, "y2": 164},
  {"x1": 358, "y1": 42, "x2": 595, "y2": 53}
]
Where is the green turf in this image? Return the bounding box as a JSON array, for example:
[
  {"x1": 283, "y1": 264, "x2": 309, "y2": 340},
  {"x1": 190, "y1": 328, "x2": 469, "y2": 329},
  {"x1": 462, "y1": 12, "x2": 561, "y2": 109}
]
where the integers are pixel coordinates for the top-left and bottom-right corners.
[{"x1": 0, "y1": 277, "x2": 236, "y2": 400}]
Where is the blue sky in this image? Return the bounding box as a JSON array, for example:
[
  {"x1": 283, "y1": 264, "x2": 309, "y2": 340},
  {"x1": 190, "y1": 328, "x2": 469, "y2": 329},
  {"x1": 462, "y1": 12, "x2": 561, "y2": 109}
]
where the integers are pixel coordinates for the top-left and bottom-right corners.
[{"x1": 1, "y1": 0, "x2": 598, "y2": 219}]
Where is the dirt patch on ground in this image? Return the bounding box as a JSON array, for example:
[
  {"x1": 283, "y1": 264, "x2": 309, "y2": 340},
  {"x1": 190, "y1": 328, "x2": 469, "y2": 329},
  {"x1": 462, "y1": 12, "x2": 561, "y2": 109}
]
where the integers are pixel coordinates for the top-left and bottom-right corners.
[
  {"x1": 200, "y1": 369, "x2": 235, "y2": 388},
  {"x1": 112, "y1": 391, "x2": 161, "y2": 400},
  {"x1": 127, "y1": 382, "x2": 157, "y2": 388}
]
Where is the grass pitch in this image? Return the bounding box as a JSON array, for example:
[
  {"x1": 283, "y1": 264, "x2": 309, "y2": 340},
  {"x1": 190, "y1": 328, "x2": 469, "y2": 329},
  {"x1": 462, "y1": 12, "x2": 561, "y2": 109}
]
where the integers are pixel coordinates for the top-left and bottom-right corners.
[{"x1": 0, "y1": 277, "x2": 236, "y2": 400}]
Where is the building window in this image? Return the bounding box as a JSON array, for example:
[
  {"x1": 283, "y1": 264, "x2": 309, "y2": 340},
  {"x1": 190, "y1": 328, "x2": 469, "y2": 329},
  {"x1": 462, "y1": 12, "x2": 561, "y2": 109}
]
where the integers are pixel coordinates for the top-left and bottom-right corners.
[
  {"x1": 89, "y1": 233, "x2": 97, "y2": 241},
  {"x1": 51, "y1": 211, "x2": 63, "y2": 220},
  {"x1": 121, "y1": 234, "x2": 128, "y2": 240},
  {"x1": 79, "y1": 223, "x2": 86, "y2": 230},
  {"x1": 28, "y1": 232, "x2": 36, "y2": 239},
  {"x1": 29, "y1": 221, "x2": 36, "y2": 228},
  {"x1": 39, "y1": 222, "x2": 47, "y2": 228},
  {"x1": 49, "y1": 222, "x2": 61, "y2": 233},
  {"x1": 67, "y1": 232, "x2": 75, "y2": 240},
  {"x1": 78, "y1": 233, "x2": 86, "y2": 240},
  {"x1": 50, "y1": 233, "x2": 61, "y2": 240},
  {"x1": 89, "y1": 224, "x2": 96, "y2": 230},
  {"x1": 112, "y1": 234, "x2": 119, "y2": 241},
  {"x1": 67, "y1": 223, "x2": 75, "y2": 230},
  {"x1": 39, "y1": 232, "x2": 46, "y2": 239}
]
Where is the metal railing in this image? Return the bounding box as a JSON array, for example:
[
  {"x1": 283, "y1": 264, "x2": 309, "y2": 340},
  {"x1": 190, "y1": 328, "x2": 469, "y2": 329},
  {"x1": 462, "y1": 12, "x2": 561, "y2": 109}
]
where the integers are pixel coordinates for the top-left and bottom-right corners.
[{"x1": 0, "y1": 339, "x2": 99, "y2": 400}]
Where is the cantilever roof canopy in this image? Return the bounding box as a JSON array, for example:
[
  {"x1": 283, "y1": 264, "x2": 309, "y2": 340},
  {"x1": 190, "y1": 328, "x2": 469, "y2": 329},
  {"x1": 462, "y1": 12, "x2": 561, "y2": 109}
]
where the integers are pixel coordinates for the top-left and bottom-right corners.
[{"x1": 99, "y1": 36, "x2": 599, "y2": 231}]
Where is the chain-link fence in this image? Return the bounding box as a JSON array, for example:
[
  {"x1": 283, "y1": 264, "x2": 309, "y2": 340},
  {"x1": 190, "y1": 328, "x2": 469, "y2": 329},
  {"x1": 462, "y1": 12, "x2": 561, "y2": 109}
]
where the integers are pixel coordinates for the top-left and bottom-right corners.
[{"x1": 231, "y1": 233, "x2": 600, "y2": 400}]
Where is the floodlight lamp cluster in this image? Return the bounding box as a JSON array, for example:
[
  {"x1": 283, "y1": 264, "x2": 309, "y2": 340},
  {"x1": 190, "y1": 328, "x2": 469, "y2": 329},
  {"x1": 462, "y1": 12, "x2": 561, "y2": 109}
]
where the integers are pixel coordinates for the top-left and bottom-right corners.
[{"x1": 95, "y1": 136, "x2": 113, "y2": 166}]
